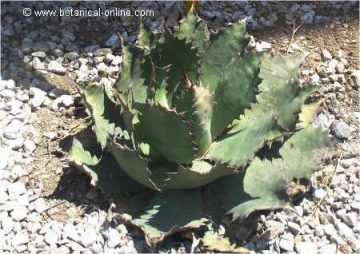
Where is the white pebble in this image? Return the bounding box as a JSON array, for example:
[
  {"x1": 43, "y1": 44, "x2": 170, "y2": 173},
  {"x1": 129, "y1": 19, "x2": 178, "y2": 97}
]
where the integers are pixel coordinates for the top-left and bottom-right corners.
[
  {"x1": 321, "y1": 49, "x2": 332, "y2": 60},
  {"x1": 314, "y1": 188, "x2": 327, "y2": 200},
  {"x1": 23, "y1": 140, "x2": 36, "y2": 154},
  {"x1": 48, "y1": 61, "x2": 66, "y2": 75},
  {"x1": 11, "y1": 206, "x2": 28, "y2": 221},
  {"x1": 79, "y1": 228, "x2": 97, "y2": 247},
  {"x1": 59, "y1": 95, "x2": 74, "y2": 107},
  {"x1": 44, "y1": 230, "x2": 59, "y2": 245},
  {"x1": 2, "y1": 217, "x2": 15, "y2": 233},
  {"x1": 34, "y1": 198, "x2": 47, "y2": 213},
  {"x1": 11, "y1": 231, "x2": 29, "y2": 246}
]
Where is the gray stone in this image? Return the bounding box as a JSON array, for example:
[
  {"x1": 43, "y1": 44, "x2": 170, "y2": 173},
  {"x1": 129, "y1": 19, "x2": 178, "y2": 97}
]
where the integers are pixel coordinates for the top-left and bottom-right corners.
[
  {"x1": 327, "y1": 59, "x2": 338, "y2": 70},
  {"x1": 16, "y1": 92, "x2": 29, "y2": 103},
  {"x1": 105, "y1": 34, "x2": 119, "y2": 47},
  {"x1": 85, "y1": 45, "x2": 100, "y2": 53},
  {"x1": 22, "y1": 38, "x2": 34, "y2": 52},
  {"x1": 57, "y1": 245, "x2": 71, "y2": 254},
  {"x1": 76, "y1": 64, "x2": 90, "y2": 83},
  {"x1": 331, "y1": 120, "x2": 356, "y2": 139},
  {"x1": 310, "y1": 73, "x2": 320, "y2": 84},
  {"x1": 48, "y1": 61, "x2": 66, "y2": 75},
  {"x1": 23, "y1": 140, "x2": 36, "y2": 154},
  {"x1": 301, "y1": 13, "x2": 314, "y2": 24},
  {"x1": 313, "y1": 114, "x2": 330, "y2": 129},
  {"x1": 67, "y1": 52, "x2": 79, "y2": 60}
]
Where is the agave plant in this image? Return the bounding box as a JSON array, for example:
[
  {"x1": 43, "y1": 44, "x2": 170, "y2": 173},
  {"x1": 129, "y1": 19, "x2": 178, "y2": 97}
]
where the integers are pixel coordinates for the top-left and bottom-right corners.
[{"x1": 69, "y1": 13, "x2": 333, "y2": 246}]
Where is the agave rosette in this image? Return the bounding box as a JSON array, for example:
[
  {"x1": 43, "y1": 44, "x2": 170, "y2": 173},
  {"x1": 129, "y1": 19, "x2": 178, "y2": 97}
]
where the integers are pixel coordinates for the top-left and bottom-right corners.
[{"x1": 69, "y1": 13, "x2": 333, "y2": 245}]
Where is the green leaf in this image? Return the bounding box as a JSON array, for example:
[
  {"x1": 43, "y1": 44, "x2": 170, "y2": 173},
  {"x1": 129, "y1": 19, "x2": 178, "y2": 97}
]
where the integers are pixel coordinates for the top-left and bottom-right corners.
[
  {"x1": 115, "y1": 46, "x2": 149, "y2": 104},
  {"x1": 200, "y1": 22, "x2": 248, "y2": 91},
  {"x1": 79, "y1": 84, "x2": 123, "y2": 149},
  {"x1": 137, "y1": 104, "x2": 196, "y2": 164},
  {"x1": 173, "y1": 85, "x2": 213, "y2": 155},
  {"x1": 131, "y1": 189, "x2": 208, "y2": 245},
  {"x1": 175, "y1": 12, "x2": 210, "y2": 54},
  {"x1": 161, "y1": 161, "x2": 235, "y2": 190},
  {"x1": 137, "y1": 23, "x2": 152, "y2": 51},
  {"x1": 211, "y1": 53, "x2": 261, "y2": 138},
  {"x1": 115, "y1": 46, "x2": 133, "y2": 93},
  {"x1": 258, "y1": 55, "x2": 308, "y2": 130},
  {"x1": 108, "y1": 141, "x2": 159, "y2": 190},
  {"x1": 205, "y1": 110, "x2": 277, "y2": 167},
  {"x1": 230, "y1": 127, "x2": 333, "y2": 219},
  {"x1": 149, "y1": 34, "x2": 199, "y2": 91},
  {"x1": 69, "y1": 136, "x2": 145, "y2": 198}
]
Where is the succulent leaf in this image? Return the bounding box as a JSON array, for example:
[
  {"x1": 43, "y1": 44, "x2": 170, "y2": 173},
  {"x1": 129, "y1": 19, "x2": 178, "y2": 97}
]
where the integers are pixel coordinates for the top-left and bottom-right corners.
[
  {"x1": 131, "y1": 189, "x2": 208, "y2": 245},
  {"x1": 176, "y1": 12, "x2": 209, "y2": 54},
  {"x1": 79, "y1": 84, "x2": 123, "y2": 149},
  {"x1": 137, "y1": 104, "x2": 196, "y2": 164},
  {"x1": 69, "y1": 134, "x2": 145, "y2": 197},
  {"x1": 162, "y1": 162, "x2": 234, "y2": 190},
  {"x1": 211, "y1": 53, "x2": 261, "y2": 138},
  {"x1": 205, "y1": 111, "x2": 276, "y2": 167},
  {"x1": 200, "y1": 22, "x2": 248, "y2": 91},
  {"x1": 230, "y1": 127, "x2": 333, "y2": 219},
  {"x1": 149, "y1": 34, "x2": 199, "y2": 91},
  {"x1": 108, "y1": 141, "x2": 159, "y2": 190}
]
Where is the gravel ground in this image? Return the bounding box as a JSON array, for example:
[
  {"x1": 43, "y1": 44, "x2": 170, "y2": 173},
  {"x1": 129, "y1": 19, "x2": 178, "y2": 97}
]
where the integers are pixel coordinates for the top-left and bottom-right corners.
[{"x1": 1, "y1": 1, "x2": 359, "y2": 253}]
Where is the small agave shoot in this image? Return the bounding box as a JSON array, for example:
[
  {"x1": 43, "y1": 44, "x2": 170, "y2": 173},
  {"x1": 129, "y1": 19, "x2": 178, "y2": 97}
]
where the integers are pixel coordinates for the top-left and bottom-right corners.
[{"x1": 69, "y1": 13, "x2": 333, "y2": 246}]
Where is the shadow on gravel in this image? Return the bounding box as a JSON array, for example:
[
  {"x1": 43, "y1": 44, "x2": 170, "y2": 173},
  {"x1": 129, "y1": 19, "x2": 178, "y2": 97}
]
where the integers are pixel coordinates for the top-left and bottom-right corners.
[{"x1": 47, "y1": 165, "x2": 109, "y2": 211}]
